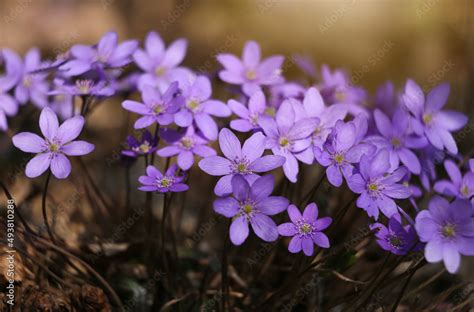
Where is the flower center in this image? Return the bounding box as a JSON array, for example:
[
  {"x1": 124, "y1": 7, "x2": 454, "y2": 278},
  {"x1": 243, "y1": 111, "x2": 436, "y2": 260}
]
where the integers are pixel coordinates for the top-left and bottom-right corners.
[
  {"x1": 422, "y1": 113, "x2": 433, "y2": 125},
  {"x1": 441, "y1": 224, "x2": 456, "y2": 238},
  {"x1": 76, "y1": 80, "x2": 94, "y2": 94},
  {"x1": 387, "y1": 234, "x2": 403, "y2": 249},
  {"x1": 460, "y1": 185, "x2": 470, "y2": 197},
  {"x1": 334, "y1": 153, "x2": 344, "y2": 164},
  {"x1": 153, "y1": 104, "x2": 164, "y2": 114},
  {"x1": 264, "y1": 107, "x2": 276, "y2": 117},
  {"x1": 300, "y1": 223, "x2": 312, "y2": 234},
  {"x1": 335, "y1": 90, "x2": 346, "y2": 102},
  {"x1": 181, "y1": 137, "x2": 194, "y2": 149},
  {"x1": 249, "y1": 113, "x2": 259, "y2": 125},
  {"x1": 243, "y1": 204, "x2": 253, "y2": 214},
  {"x1": 279, "y1": 137, "x2": 290, "y2": 147},
  {"x1": 232, "y1": 157, "x2": 251, "y2": 174},
  {"x1": 368, "y1": 183, "x2": 378, "y2": 192},
  {"x1": 23, "y1": 76, "x2": 32, "y2": 87},
  {"x1": 139, "y1": 141, "x2": 151, "y2": 153},
  {"x1": 187, "y1": 99, "x2": 200, "y2": 110},
  {"x1": 391, "y1": 137, "x2": 401, "y2": 148},
  {"x1": 296, "y1": 219, "x2": 314, "y2": 236},
  {"x1": 245, "y1": 69, "x2": 257, "y2": 80},
  {"x1": 155, "y1": 66, "x2": 166, "y2": 77},
  {"x1": 157, "y1": 176, "x2": 173, "y2": 188},
  {"x1": 49, "y1": 143, "x2": 60, "y2": 152}
]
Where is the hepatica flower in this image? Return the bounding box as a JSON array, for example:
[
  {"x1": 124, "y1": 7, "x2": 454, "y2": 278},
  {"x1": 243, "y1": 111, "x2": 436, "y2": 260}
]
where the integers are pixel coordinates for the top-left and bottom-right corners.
[
  {"x1": 50, "y1": 79, "x2": 114, "y2": 97},
  {"x1": 0, "y1": 49, "x2": 22, "y2": 131},
  {"x1": 434, "y1": 160, "x2": 474, "y2": 201},
  {"x1": 258, "y1": 100, "x2": 318, "y2": 182},
  {"x1": 402, "y1": 80, "x2": 468, "y2": 154},
  {"x1": 199, "y1": 128, "x2": 285, "y2": 196},
  {"x1": 214, "y1": 174, "x2": 289, "y2": 245},
  {"x1": 415, "y1": 197, "x2": 474, "y2": 273},
  {"x1": 229, "y1": 90, "x2": 269, "y2": 133},
  {"x1": 367, "y1": 109, "x2": 427, "y2": 174},
  {"x1": 12, "y1": 107, "x2": 94, "y2": 179},
  {"x1": 121, "y1": 129, "x2": 158, "y2": 159},
  {"x1": 138, "y1": 164, "x2": 188, "y2": 193},
  {"x1": 217, "y1": 40, "x2": 284, "y2": 96},
  {"x1": 370, "y1": 215, "x2": 421, "y2": 256},
  {"x1": 122, "y1": 82, "x2": 183, "y2": 129},
  {"x1": 157, "y1": 126, "x2": 216, "y2": 171},
  {"x1": 60, "y1": 31, "x2": 138, "y2": 76},
  {"x1": 348, "y1": 149, "x2": 411, "y2": 219},
  {"x1": 174, "y1": 75, "x2": 231, "y2": 140},
  {"x1": 278, "y1": 203, "x2": 332, "y2": 256},
  {"x1": 15, "y1": 48, "x2": 49, "y2": 108}
]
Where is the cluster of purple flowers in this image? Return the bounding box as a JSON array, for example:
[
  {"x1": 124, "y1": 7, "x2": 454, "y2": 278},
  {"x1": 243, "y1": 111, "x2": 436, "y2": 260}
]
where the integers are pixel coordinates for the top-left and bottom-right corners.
[{"x1": 7, "y1": 31, "x2": 474, "y2": 272}]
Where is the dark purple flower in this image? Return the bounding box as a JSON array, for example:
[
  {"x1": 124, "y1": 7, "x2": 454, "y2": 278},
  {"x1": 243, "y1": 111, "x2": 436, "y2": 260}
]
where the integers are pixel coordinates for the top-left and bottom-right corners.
[
  {"x1": 415, "y1": 197, "x2": 474, "y2": 273},
  {"x1": 133, "y1": 31, "x2": 191, "y2": 91},
  {"x1": 157, "y1": 126, "x2": 216, "y2": 170},
  {"x1": 258, "y1": 99, "x2": 318, "y2": 182},
  {"x1": 217, "y1": 41, "x2": 284, "y2": 96},
  {"x1": 122, "y1": 129, "x2": 158, "y2": 158},
  {"x1": 174, "y1": 75, "x2": 231, "y2": 140},
  {"x1": 348, "y1": 149, "x2": 411, "y2": 219},
  {"x1": 60, "y1": 31, "x2": 138, "y2": 76},
  {"x1": 229, "y1": 90, "x2": 269, "y2": 133},
  {"x1": 198, "y1": 128, "x2": 285, "y2": 196},
  {"x1": 315, "y1": 116, "x2": 375, "y2": 187},
  {"x1": 278, "y1": 203, "x2": 332, "y2": 256},
  {"x1": 12, "y1": 107, "x2": 94, "y2": 179},
  {"x1": 402, "y1": 80, "x2": 468, "y2": 154},
  {"x1": 367, "y1": 109, "x2": 427, "y2": 174},
  {"x1": 122, "y1": 82, "x2": 183, "y2": 129},
  {"x1": 214, "y1": 174, "x2": 289, "y2": 245},
  {"x1": 138, "y1": 164, "x2": 188, "y2": 193},
  {"x1": 370, "y1": 215, "x2": 421, "y2": 255},
  {"x1": 434, "y1": 160, "x2": 474, "y2": 201}
]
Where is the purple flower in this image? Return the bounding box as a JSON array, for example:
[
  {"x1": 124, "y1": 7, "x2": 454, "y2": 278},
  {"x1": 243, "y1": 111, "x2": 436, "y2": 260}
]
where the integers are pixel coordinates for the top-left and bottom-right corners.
[
  {"x1": 12, "y1": 107, "x2": 94, "y2": 179},
  {"x1": 60, "y1": 31, "x2": 138, "y2": 76},
  {"x1": 49, "y1": 79, "x2": 114, "y2": 97},
  {"x1": 229, "y1": 90, "x2": 269, "y2": 133},
  {"x1": 374, "y1": 81, "x2": 397, "y2": 117},
  {"x1": 367, "y1": 109, "x2": 428, "y2": 174},
  {"x1": 402, "y1": 80, "x2": 468, "y2": 154},
  {"x1": 258, "y1": 100, "x2": 318, "y2": 182},
  {"x1": 214, "y1": 174, "x2": 289, "y2": 245},
  {"x1": 278, "y1": 203, "x2": 332, "y2": 256},
  {"x1": 122, "y1": 129, "x2": 158, "y2": 158},
  {"x1": 199, "y1": 128, "x2": 285, "y2": 196},
  {"x1": 122, "y1": 82, "x2": 183, "y2": 129},
  {"x1": 434, "y1": 160, "x2": 474, "y2": 201},
  {"x1": 174, "y1": 75, "x2": 231, "y2": 140},
  {"x1": 0, "y1": 49, "x2": 22, "y2": 131},
  {"x1": 138, "y1": 164, "x2": 188, "y2": 193},
  {"x1": 415, "y1": 197, "x2": 474, "y2": 273},
  {"x1": 133, "y1": 31, "x2": 191, "y2": 91},
  {"x1": 157, "y1": 126, "x2": 216, "y2": 170},
  {"x1": 315, "y1": 116, "x2": 375, "y2": 187},
  {"x1": 15, "y1": 48, "x2": 49, "y2": 108},
  {"x1": 348, "y1": 149, "x2": 411, "y2": 219},
  {"x1": 370, "y1": 215, "x2": 421, "y2": 255},
  {"x1": 217, "y1": 41, "x2": 284, "y2": 96}
]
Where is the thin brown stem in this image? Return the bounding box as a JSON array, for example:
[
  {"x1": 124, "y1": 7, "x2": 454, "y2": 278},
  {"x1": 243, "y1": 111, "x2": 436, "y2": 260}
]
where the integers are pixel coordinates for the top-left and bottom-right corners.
[{"x1": 42, "y1": 171, "x2": 57, "y2": 244}]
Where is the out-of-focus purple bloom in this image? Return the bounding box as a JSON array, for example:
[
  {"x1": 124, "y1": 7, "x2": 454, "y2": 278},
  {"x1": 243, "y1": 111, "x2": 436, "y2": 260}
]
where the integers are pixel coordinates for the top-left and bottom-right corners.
[
  {"x1": 229, "y1": 90, "x2": 269, "y2": 133},
  {"x1": 415, "y1": 197, "x2": 474, "y2": 273},
  {"x1": 138, "y1": 164, "x2": 188, "y2": 193},
  {"x1": 348, "y1": 149, "x2": 411, "y2": 219},
  {"x1": 122, "y1": 129, "x2": 158, "y2": 159},
  {"x1": 370, "y1": 215, "x2": 421, "y2": 255},
  {"x1": 60, "y1": 32, "x2": 138, "y2": 76},
  {"x1": 278, "y1": 203, "x2": 332, "y2": 256},
  {"x1": 402, "y1": 80, "x2": 467, "y2": 154},
  {"x1": 198, "y1": 128, "x2": 285, "y2": 196},
  {"x1": 133, "y1": 31, "x2": 191, "y2": 91},
  {"x1": 12, "y1": 107, "x2": 94, "y2": 179},
  {"x1": 214, "y1": 174, "x2": 289, "y2": 245},
  {"x1": 157, "y1": 126, "x2": 216, "y2": 170},
  {"x1": 122, "y1": 82, "x2": 183, "y2": 129},
  {"x1": 0, "y1": 49, "x2": 22, "y2": 131},
  {"x1": 258, "y1": 100, "x2": 318, "y2": 182},
  {"x1": 268, "y1": 82, "x2": 306, "y2": 109},
  {"x1": 367, "y1": 109, "x2": 427, "y2": 174},
  {"x1": 315, "y1": 116, "x2": 375, "y2": 187},
  {"x1": 50, "y1": 79, "x2": 114, "y2": 97},
  {"x1": 434, "y1": 160, "x2": 474, "y2": 201},
  {"x1": 419, "y1": 145, "x2": 444, "y2": 191},
  {"x1": 374, "y1": 81, "x2": 398, "y2": 117},
  {"x1": 217, "y1": 41, "x2": 284, "y2": 96},
  {"x1": 15, "y1": 48, "x2": 49, "y2": 108},
  {"x1": 292, "y1": 54, "x2": 318, "y2": 79},
  {"x1": 173, "y1": 75, "x2": 231, "y2": 140}
]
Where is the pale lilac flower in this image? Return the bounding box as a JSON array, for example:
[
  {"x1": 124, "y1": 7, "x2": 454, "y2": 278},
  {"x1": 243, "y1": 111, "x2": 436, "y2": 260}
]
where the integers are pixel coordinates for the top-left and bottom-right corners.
[
  {"x1": 199, "y1": 128, "x2": 285, "y2": 196},
  {"x1": 217, "y1": 41, "x2": 284, "y2": 96},
  {"x1": 415, "y1": 197, "x2": 474, "y2": 273},
  {"x1": 278, "y1": 203, "x2": 332, "y2": 256},
  {"x1": 374, "y1": 81, "x2": 398, "y2": 117},
  {"x1": 138, "y1": 164, "x2": 188, "y2": 193},
  {"x1": 157, "y1": 126, "x2": 216, "y2": 170},
  {"x1": 402, "y1": 80, "x2": 468, "y2": 154},
  {"x1": 12, "y1": 107, "x2": 94, "y2": 179},
  {"x1": 15, "y1": 48, "x2": 49, "y2": 108},
  {"x1": 60, "y1": 31, "x2": 138, "y2": 76},
  {"x1": 348, "y1": 149, "x2": 411, "y2": 219},
  {"x1": 268, "y1": 82, "x2": 306, "y2": 109},
  {"x1": 122, "y1": 82, "x2": 183, "y2": 129},
  {"x1": 49, "y1": 79, "x2": 114, "y2": 97},
  {"x1": 0, "y1": 49, "x2": 21, "y2": 131},
  {"x1": 133, "y1": 31, "x2": 191, "y2": 91},
  {"x1": 434, "y1": 160, "x2": 474, "y2": 201},
  {"x1": 229, "y1": 90, "x2": 269, "y2": 133},
  {"x1": 173, "y1": 75, "x2": 231, "y2": 140},
  {"x1": 214, "y1": 174, "x2": 289, "y2": 245},
  {"x1": 258, "y1": 100, "x2": 318, "y2": 182}
]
